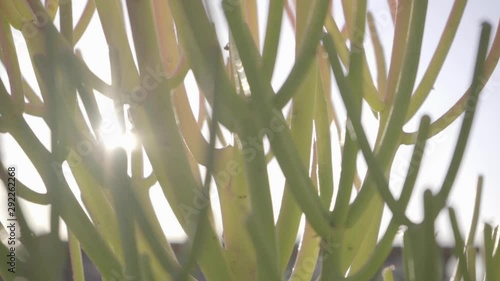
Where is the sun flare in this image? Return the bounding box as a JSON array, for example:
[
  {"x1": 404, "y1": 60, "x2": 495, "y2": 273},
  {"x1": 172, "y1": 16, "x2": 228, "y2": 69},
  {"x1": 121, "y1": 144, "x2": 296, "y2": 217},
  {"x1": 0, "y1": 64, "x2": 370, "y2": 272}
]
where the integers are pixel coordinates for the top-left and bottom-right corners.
[{"x1": 99, "y1": 122, "x2": 137, "y2": 150}]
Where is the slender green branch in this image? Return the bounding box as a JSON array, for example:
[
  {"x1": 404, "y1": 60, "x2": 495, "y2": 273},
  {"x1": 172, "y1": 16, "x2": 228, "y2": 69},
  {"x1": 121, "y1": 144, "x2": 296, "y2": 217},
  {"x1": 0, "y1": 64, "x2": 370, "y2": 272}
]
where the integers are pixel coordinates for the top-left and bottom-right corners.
[
  {"x1": 0, "y1": 0, "x2": 496, "y2": 280},
  {"x1": 465, "y1": 176, "x2": 483, "y2": 279},
  {"x1": 177, "y1": 61, "x2": 221, "y2": 280},
  {"x1": 74, "y1": 55, "x2": 123, "y2": 100},
  {"x1": 434, "y1": 23, "x2": 492, "y2": 216},
  {"x1": 331, "y1": 0, "x2": 368, "y2": 227},
  {"x1": 45, "y1": 0, "x2": 59, "y2": 20},
  {"x1": 73, "y1": 0, "x2": 95, "y2": 45},
  {"x1": 324, "y1": 15, "x2": 350, "y2": 67},
  {"x1": 8, "y1": 116, "x2": 122, "y2": 279},
  {"x1": 93, "y1": 0, "x2": 140, "y2": 91},
  {"x1": 323, "y1": 32, "x2": 411, "y2": 226},
  {"x1": 423, "y1": 192, "x2": 441, "y2": 281},
  {"x1": 109, "y1": 148, "x2": 141, "y2": 280},
  {"x1": 23, "y1": 79, "x2": 43, "y2": 106},
  {"x1": 262, "y1": 0, "x2": 284, "y2": 80},
  {"x1": 168, "y1": 55, "x2": 189, "y2": 88},
  {"x1": 108, "y1": 45, "x2": 126, "y2": 135},
  {"x1": 367, "y1": 12, "x2": 387, "y2": 96},
  {"x1": 69, "y1": 156, "x2": 124, "y2": 260},
  {"x1": 452, "y1": 176, "x2": 482, "y2": 281},
  {"x1": 0, "y1": 162, "x2": 49, "y2": 205},
  {"x1": 166, "y1": 0, "x2": 246, "y2": 131},
  {"x1": 275, "y1": 0, "x2": 323, "y2": 271},
  {"x1": 324, "y1": 15, "x2": 385, "y2": 112},
  {"x1": 330, "y1": 121, "x2": 358, "y2": 226},
  {"x1": 344, "y1": 223, "x2": 399, "y2": 281},
  {"x1": 397, "y1": 115, "x2": 431, "y2": 207},
  {"x1": 245, "y1": 0, "x2": 260, "y2": 47},
  {"x1": 238, "y1": 118, "x2": 280, "y2": 281},
  {"x1": 449, "y1": 208, "x2": 472, "y2": 281},
  {"x1": 130, "y1": 180, "x2": 187, "y2": 277},
  {"x1": 407, "y1": 0, "x2": 469, "y2": 120},
  {"x1": 0, "y1": 0, "x2": 24, "y2": 30},
  {"x1": 483, "y1": 224, "x2": 496, "y2": 281},
  {"x1": 342, "y1": 115, "x2": 427, "y2": 276},
  {"x1": 493, "y1": 226, "x2": 500, "y2": 274},
  {"x1": 75, "y1": 54, "x2": 103, "y2": 141},
  {"x1": 346, "y1": 0, "x2": 429, "y2": 227},
  {"x1": 23, "y1": 103, "x2": 44, "y2": 117},
  {"x1": 0, "y1": 17, "x2": 24, "y2": 114},
  {"x1": 274, "y1": 0, "x2": 330, "y2": 108},
  {"x1": 402, "y1": 23, "x2": 500, "y2": 145},
  {"x1": 226, "y1": 4, "x2": 323, "y2": 278},
  {"x1": 382, "y1": 0, "x2": 411, "y2": 105},
  {"x1": 125, "y1": 1, "x2": 233, "y2": 279},
  {"x1": 223, "y1": 1, "x2": 331, "y2": 241},
  {"x1": 466, "y1": 175, "x2": 483, "y2": 247},
  {"x1": 68, "y1": 231, "x2": 85, "y2": 281},
  {"x1": 340, "y1": 0, "x2": 354, "y2": 39},
  {"x1": 246, "y1": 216, "x2": 282, "y2": 281},
  {"x1": 377, "y1": 0, "x2": 428, "y2": 157},
  {"x1": 60, "y1": 0, "x2": 73, "y2": 46},
  {"x1": 387, "y1": 0, "x2": 397, "y2": 24},
  {"x1": 324, "y1": 34, "x2": 436, "y2": 280},
  {"x1": 290, "y1": 149, "x2": 321, "y2": 281},
  {"x1": 315, "y1": 73, "x2": 334, "y2": 206},
  {"x1": 173, "y1": 85, "x2": 232, "y2": 167}
]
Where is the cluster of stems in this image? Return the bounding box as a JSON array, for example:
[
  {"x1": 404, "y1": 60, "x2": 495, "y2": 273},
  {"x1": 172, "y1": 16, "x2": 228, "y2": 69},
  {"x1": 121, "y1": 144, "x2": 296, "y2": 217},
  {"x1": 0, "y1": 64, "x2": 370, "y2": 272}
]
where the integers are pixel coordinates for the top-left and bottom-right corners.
[{"x1": 0, "y1": 0, "x2": 499, "y2": 280}]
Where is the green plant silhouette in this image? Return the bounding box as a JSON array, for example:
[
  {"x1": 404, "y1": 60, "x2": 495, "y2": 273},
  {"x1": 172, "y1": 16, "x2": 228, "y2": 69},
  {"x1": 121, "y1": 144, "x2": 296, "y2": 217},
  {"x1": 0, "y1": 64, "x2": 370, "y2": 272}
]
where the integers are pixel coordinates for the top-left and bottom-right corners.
[{"x1": 0, "y1": 0, "x2": 499, "y2": 280}]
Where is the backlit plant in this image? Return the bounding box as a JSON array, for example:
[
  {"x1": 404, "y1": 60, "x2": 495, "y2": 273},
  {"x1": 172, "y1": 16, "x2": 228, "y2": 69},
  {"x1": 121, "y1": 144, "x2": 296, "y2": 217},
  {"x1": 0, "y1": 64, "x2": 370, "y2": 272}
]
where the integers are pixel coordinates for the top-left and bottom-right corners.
[{"x1": 0, "y1": 0, "x2": 499, "y2": 280}]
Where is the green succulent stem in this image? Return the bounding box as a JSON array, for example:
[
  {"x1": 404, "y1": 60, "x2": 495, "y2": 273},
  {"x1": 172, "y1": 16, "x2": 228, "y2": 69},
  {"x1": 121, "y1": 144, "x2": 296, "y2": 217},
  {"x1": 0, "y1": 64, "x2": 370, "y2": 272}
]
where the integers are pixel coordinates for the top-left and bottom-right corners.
[
  {"x1": 406, "y1": 0, "x2": 469, "y2": 120},
  {"x1": 434, "y1": 23, "x2": 492, "y2": 216},
  {"x1": 0, "y1": 1, "x2": 498, "y2": 280}
]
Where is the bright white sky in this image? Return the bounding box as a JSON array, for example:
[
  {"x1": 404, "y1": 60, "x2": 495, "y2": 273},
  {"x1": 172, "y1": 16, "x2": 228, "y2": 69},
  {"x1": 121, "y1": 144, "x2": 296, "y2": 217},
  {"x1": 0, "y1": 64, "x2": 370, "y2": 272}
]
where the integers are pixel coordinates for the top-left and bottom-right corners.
[{"x1": 0, "y1": 0, "x2": 499, "y2": 246}]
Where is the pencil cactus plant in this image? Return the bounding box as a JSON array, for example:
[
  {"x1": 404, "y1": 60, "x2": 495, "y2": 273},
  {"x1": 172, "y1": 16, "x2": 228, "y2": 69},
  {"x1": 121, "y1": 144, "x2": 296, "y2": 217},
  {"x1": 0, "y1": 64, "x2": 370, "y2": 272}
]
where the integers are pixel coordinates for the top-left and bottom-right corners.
[{"x1": 0, "y1": 0, "x2": 499, "y2": 280}]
